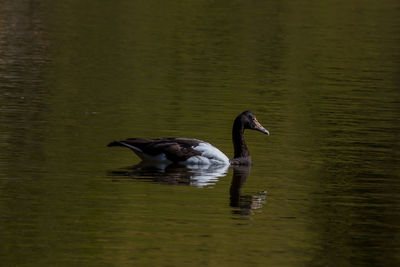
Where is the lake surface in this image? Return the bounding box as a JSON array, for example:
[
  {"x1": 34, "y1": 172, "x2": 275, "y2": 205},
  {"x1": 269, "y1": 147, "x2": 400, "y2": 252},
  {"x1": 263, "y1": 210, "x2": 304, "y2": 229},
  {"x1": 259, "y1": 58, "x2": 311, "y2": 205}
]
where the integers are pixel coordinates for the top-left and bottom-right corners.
[{"x1": 1, "y1": 1, "x2": 400, "y2": 266}]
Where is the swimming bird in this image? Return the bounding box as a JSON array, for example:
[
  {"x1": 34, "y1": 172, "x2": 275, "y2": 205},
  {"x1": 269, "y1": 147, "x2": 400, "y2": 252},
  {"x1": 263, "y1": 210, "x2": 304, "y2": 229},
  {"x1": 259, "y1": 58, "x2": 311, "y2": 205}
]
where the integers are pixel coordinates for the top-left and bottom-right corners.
[{"x1": 107, "y1": 110, "x2": 269, "y2": 166}]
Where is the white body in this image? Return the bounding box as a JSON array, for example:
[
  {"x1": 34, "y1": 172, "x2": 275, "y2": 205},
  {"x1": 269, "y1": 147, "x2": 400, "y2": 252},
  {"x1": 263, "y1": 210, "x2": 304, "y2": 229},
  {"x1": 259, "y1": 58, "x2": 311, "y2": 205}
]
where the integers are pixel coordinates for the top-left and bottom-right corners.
[
  {"x1": 125, "y1": 141, "x2": 230, "y2": 166},
  {"x1": 182, "y1": 142, "x2": 230, "y2": 166}
]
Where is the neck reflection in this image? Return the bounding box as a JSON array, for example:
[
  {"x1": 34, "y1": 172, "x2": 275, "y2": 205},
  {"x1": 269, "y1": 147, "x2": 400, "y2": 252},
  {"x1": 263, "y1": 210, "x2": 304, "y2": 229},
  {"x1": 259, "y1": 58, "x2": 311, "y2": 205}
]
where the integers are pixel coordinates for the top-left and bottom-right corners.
[{"x1": 230, "y1": 165, "x2": 266, "y2": 216}]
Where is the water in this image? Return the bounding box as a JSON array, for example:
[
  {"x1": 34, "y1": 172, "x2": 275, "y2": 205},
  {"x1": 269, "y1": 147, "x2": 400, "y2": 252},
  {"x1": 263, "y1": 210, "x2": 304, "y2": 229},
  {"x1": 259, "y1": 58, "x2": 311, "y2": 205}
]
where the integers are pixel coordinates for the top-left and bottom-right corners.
[{"x1": 1, "y1": 0, "x2": 400, "y2": 266}]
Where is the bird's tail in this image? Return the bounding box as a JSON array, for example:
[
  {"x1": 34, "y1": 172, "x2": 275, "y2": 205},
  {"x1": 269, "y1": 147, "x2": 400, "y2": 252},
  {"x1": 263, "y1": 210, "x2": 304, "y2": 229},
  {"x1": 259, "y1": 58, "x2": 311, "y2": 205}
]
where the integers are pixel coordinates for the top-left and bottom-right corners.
[
  {"x1": 107, "y1": 141, "x2": 124, "y2": 147},
  {"x1": 107, "y1": 141, "x2": 143, "y2": 153}
]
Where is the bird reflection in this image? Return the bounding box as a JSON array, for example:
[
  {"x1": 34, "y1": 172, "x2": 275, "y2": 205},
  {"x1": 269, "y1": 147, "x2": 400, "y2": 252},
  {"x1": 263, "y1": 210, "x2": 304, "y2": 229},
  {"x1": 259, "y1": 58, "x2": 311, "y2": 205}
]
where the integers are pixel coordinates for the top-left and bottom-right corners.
[
  {"x1": 108, "y1": 162, "x2": 229, "y2": 187},
  {"x1": 230, "y1": 165, "x2": 267, "y2": 216},
  {"x1": 108, "y1": 163, "x2": 266, "y2": 215}
]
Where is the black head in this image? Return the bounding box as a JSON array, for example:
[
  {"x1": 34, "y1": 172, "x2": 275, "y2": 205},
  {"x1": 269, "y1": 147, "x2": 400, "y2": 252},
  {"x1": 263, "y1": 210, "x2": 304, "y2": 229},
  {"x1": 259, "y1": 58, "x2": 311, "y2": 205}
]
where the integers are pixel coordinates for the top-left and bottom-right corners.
[{"x1": 237, "y1": 110, "x2": 270, "y2": 135}]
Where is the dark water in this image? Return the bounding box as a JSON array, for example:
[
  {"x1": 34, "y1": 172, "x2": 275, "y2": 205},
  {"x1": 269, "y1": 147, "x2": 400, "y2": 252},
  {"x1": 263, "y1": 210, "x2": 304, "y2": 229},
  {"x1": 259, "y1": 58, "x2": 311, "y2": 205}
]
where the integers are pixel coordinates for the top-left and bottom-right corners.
[{"x1": 1, "y1": 0, "x2": 400, "y2": 266}]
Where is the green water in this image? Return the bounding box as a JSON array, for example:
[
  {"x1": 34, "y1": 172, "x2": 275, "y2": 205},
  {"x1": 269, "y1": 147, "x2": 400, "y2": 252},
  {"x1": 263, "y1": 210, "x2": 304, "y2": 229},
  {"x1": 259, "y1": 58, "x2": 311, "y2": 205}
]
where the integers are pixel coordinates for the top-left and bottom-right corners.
[{"x1": 1, "y1": 0, "x2": 400, "y2": 266}]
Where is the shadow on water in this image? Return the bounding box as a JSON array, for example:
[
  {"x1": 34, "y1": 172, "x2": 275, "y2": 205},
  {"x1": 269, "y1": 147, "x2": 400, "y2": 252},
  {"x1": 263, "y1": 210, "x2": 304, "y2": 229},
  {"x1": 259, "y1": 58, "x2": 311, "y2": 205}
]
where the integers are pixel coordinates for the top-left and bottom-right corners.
[{"x1": 108, "y1": 163, "x2": 266, "y2": 215}]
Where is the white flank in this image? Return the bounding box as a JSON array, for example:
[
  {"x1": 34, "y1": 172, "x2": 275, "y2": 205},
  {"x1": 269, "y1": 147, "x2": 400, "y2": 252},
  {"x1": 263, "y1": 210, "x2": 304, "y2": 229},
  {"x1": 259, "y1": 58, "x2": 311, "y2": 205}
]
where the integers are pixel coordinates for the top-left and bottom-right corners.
[{"x1": 182, "y1": 142, "x2": 230, "y2": 166}]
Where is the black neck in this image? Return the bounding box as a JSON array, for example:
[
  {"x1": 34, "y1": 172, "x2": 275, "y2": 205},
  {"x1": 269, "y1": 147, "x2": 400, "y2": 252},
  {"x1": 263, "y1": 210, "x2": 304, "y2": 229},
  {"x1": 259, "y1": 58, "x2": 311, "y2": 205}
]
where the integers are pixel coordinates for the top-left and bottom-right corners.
[{"x1": 232, "y1": 117, "x2": 249, "y2": 159}]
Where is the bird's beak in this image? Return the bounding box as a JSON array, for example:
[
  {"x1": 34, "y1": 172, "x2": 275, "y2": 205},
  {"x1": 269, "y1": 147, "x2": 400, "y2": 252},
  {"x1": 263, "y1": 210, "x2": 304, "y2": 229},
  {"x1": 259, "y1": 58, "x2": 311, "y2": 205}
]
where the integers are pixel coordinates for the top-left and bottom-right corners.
[{"x1": 253, "y1": 118, "x2": 270, "y2": 135}]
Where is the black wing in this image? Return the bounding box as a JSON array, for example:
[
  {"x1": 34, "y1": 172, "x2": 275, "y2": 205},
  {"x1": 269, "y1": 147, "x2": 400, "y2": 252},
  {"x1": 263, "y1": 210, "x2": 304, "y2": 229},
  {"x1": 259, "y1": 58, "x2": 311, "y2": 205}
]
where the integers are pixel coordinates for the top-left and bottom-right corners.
[{"x1": 108, "y1": 138, "x2": 203, "y2": 162}]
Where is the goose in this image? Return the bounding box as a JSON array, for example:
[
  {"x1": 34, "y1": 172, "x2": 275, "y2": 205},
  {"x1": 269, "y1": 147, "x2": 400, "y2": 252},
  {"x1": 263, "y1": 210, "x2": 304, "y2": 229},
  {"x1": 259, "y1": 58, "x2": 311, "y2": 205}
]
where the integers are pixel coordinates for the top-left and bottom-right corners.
[{"x1": 107, "y1": 110, "x2": 269, "y2": 166}]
